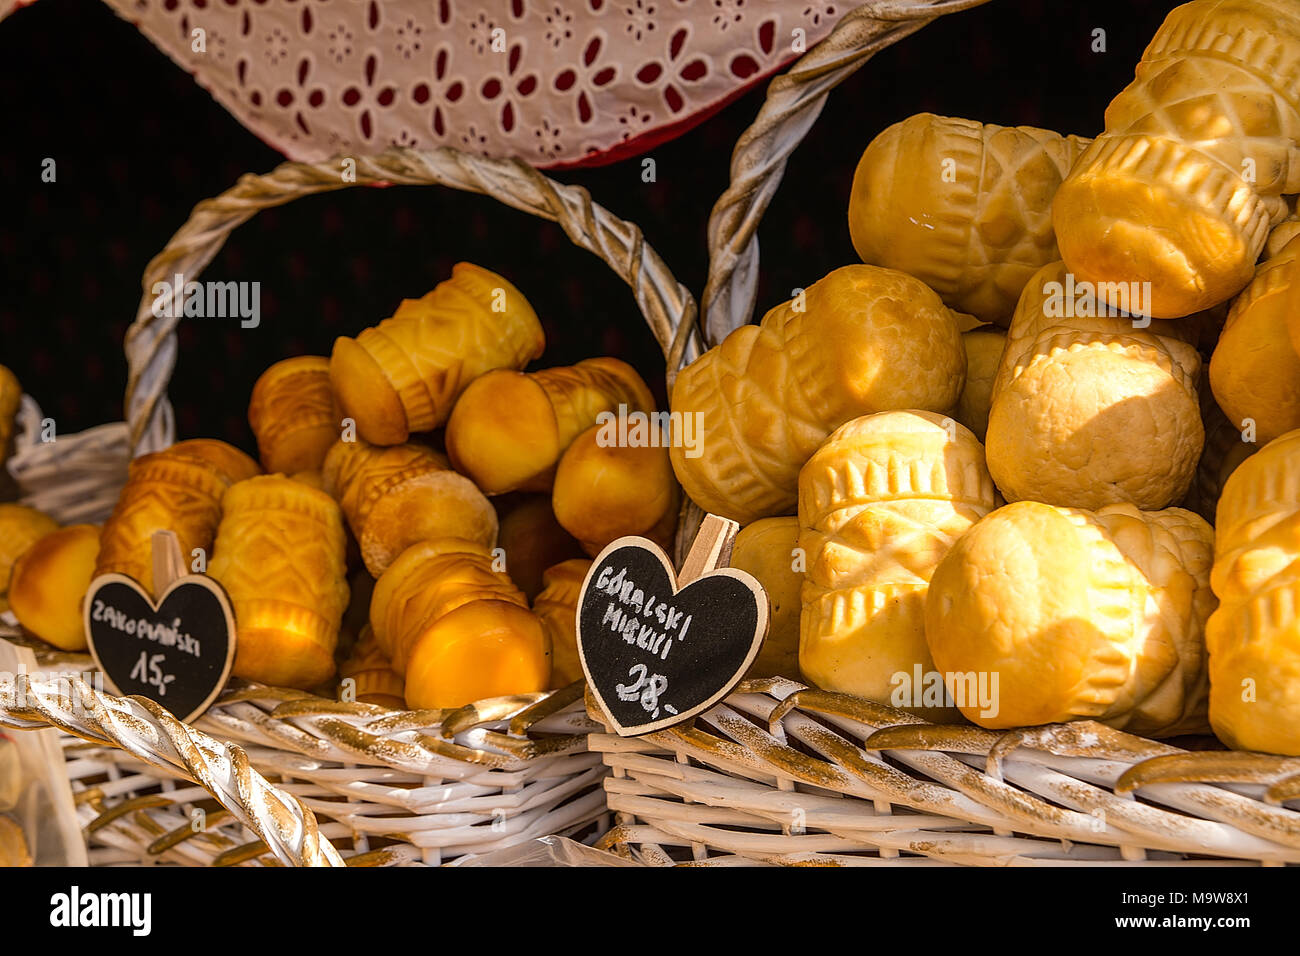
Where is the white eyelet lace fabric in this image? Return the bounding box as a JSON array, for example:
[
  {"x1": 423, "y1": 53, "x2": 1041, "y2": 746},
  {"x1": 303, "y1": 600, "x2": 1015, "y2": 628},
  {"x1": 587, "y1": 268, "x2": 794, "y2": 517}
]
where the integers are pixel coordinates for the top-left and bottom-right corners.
[
  {"x1": 3, "y1": 0, "x2": 843, "y2": 167},
  {"x1": 0, "y1": 0, "x2": 34, "y2": 19}
]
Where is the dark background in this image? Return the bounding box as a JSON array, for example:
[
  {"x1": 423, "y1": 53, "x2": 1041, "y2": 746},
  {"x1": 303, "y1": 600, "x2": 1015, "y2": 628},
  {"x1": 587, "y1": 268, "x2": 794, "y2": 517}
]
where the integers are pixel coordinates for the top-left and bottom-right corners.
[{"x1": 0, "y1": 0, "x2": 1181, "y2": 454}]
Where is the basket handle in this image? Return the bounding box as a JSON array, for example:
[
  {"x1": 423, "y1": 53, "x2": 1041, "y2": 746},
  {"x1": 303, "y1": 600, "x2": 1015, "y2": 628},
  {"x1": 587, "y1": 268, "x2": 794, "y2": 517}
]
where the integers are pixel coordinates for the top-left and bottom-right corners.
[
  {"x1": 0, "y1": 670, "x2": 342, "y2": 867},
  {"x1": 702, "y1": 0, "x2": 993, "y2": 346},
  {"x1": 125, "y1": 147, "x2": 702, "y2": 457},
  {"x1": 13, "y1": 394, "x2": 44, "y2": 455}
]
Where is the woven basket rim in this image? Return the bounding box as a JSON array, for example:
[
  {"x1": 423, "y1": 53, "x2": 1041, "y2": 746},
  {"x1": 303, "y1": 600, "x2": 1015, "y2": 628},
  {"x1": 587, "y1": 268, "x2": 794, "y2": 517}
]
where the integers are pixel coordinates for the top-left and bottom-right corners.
[{"x1": 592, "y1": 679, "x2": 1300, "y2": 866}]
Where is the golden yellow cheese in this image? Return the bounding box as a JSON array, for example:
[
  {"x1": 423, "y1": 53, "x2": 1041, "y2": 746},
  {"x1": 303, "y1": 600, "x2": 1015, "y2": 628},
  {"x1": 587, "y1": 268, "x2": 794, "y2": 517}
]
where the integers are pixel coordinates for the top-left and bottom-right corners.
[
  {"x1": 405, "y1": 600, "x2": 550, "y2": 711},
  {"x1": 1182, "y1": 396, "x2": 1256, "y2": 523},
  {"x1": 369, "y1": 538, "x2": 549, "y2": 708},
  {"x1": 446, "y1": 357, "x2": 655, "y2": 494},
  {"x1": 1206, "y1": 428, "x2": 1300, "y2": 754},
  {"x1": 332, "y1": 565, "x2": 376, "y2": 675},
  {"x1": 322, "y1": 437, "x2": 497, "y2": 577},
  {"x1": 95, "y1": 440, "x2": 260, "y2": 595},
  {"x1": 351, "y1": 669, "x2": 405, "y2": 709},
  {"x1": 1053, "y1": 0, "x2": 1300, "y2": 318},
  {"x1": 731, "y1": 516, "x2": 802, "y2": 682},
  {"x1": 9, "y1": 524, "x2": 101, "y2": 652},
  {"x1": 1292, "y1": 311, "x2": 1300, "y2": 369},
  {"x1": 952, "y1": 326, "x2": 1006, "y2": 443},
  {"x1": 926, "y1": 500, "x2": 1214, "y2": 736},
  {"x1": 670, "y1": 265, "x2": 966, "y2": 524},
  {"x1": 161, "y1": 439, "x2": 263, "y2": 485},
  {"x1": 330, "y1": 263, "x2": 545, "y2": 445},
  {"x1": 369, "y1": 537, "x2": 521, "y2": 675},
  {"x1": 289, "y1": 470, "x2": 324, "y2": 491},
  {"x1": 799, "y1": 411, "x2": 996, "y2": 719},
  {"x1": 850, "y1": 113, "x2": 1091, "y2": 325},
  {"x1": 0, "y1": 504, "x2": 59, "y2": 595},
  {"x1": 984, "y1": 261, "x2": 1204, "y2": 510},
  {"x1": 1209, "y1": 236, "x2": 1300, "y2": 448},
  {"x1": 533, "y1": 558, "x2": 592, "y2": 688},
  {"x1": 494, "y1": 495, "x2": 584, "y2": 601},
  {"x1": 248, "y1": 356, "x2": 338, "y2": 474},
  {"x1": 0, "y1": 817, "x2": 31, "y2": 868},
  {"x1": 1266, "y1": 199, "x2": 1300, "y2": 260},
  {"x1": 209, "y1": 476, "x2": 349, "y2": 690},
  {"x1": 1178, "y1": 301, "x2": 1229, "y2": 359},
  {"x1": 552, "y1": 424, "x2": 678, "y2": 557},
  {"x1": 0, "y1": 364, "x2": 20, "y2": 465},
  {"x1": 338, "y1": 626, "x2": 405, "y2": 710}
]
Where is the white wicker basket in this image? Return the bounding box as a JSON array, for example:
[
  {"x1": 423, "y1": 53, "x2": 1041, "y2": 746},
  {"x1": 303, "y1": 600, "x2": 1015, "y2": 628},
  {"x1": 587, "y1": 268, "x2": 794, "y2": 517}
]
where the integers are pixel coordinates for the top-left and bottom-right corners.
[
  {"x1": 592, "y1": 680, "x2": 1300, "y2": 866},
  {"x1": 590, "y1": 0, "x2": 1300, "y2": 867},
  {"x1": 0, "y1": 145, "x2": 700, "y2": 866}
]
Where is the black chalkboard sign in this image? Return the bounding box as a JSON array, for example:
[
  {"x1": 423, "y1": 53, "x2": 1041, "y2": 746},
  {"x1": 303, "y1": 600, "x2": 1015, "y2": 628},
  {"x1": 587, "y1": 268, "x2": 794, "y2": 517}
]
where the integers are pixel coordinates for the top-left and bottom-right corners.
[
  {"x1": 84, "y1": 532, "x2": 235, "y2": 724},
  {"x1": 578, "y1": 515, "x2": 769, "y2": 736}
]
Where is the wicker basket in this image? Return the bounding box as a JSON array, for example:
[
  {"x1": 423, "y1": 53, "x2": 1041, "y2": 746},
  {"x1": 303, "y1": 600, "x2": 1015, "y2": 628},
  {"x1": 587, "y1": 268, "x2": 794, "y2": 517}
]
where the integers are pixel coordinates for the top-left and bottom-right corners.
[
  {"x1": 6, "y1": 396, "x2": 130, "y2": 525},
  {"x1": 589, "y1": 0, "x2": 1300, "y2": 867},
  {"x1": 0, "y1": 146, "x2": 699, "y2": 866},
  {"x1": 592, "y1": 680, "x2": 1300, "y2": 866}
]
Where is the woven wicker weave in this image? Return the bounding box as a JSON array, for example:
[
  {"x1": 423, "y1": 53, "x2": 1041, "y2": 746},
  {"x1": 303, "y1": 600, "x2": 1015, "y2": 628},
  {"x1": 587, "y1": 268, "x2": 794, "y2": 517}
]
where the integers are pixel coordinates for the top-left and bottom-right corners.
[
  {"x1": 592, "y1": 680, "x2": 1300, "y2": 866},
  {"x1": 0, "y1": 636, "x2": 341, "y2": 867},
  {"x1": 7, "y1": 395, "x2": 130, "y2": 524},
  {"x1": 0, "y1": 146, "x2": 700, "y2": 866}
]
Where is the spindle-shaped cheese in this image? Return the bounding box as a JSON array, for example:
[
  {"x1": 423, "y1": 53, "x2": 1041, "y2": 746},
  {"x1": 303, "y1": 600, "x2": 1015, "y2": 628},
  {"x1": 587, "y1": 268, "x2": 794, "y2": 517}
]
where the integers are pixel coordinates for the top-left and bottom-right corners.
[
  {"x1": 209, "y1": 476, "x2": 350, "y2": 690},
  {"x1": 446, "y1": 357, "x2": 655, "y2": 494},
  {"x1": 984, "y1": 261, "x2": 1204, "y2": 511},
  {"x1": 8, "y1": 524, "x2": 100, "y2": 652},
  {"x1": 1209, "y1": 236, "x2": 1300, "y2": 448},
  {"x1": 927, "y1": 500, "x2": 1214, "y2": 736},
  {"x1": 799, "y1": 410, "x2": 996, "y2": 718},
  {"x1": 952, "y1": 325, "x2": 1006, "y2": 443},
  {"x1": 339, "y1": 626, "x2": 405, "y2": 710},
  {"x1": 1206, "y1": 429, "x2": 1300, "y2": 754},
  {"x1": 330, "y1": 263, "x2": 544, "y2": 445},
  {"x1": 0, "y1": 504, "x2": 59, "y2": 607},
  {"x1": 95, "y1": 440, "x2": 261, "y2": 595},
  {"x1": 370, "y1": 538, "x2": 549, "y2": 708},
  {"x1": 552, "y1": 425, "x2": 678, "y2": 557},
  {"x1": 1053, "y1": 0, "x2": 1300, "y2": 317},
  {"x1": 322, "y1": 438, "x2": 497, "y2": 577},
  {"x1": 731, "y1": 516, "x2": 802, "y2": 681},
  {"x1": 850, "y1": 113, "x2": 1091, "y2": 325},
  {"x1": 670, "y1": 265, "x2": 966, "y2": 524},
  {"x1": 248, "y1": 356, "x2": 338, "y2": 474},
  {"x1": 533, "y1": 558, "x2": 592, "y2": 688}
]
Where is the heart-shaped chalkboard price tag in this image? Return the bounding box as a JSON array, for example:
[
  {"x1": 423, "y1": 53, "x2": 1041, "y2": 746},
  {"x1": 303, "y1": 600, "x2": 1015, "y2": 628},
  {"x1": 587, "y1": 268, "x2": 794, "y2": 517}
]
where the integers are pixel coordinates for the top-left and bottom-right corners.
[
  {"x1": 85, "y1": 531, "x2": 235, "y2": 724},
  {"x1": 577, "y1": 514, "x2": 769, "y2": 736}
]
